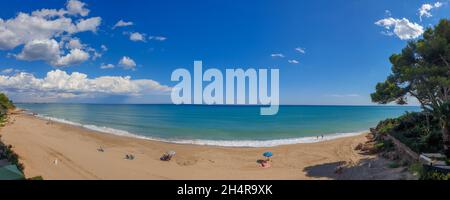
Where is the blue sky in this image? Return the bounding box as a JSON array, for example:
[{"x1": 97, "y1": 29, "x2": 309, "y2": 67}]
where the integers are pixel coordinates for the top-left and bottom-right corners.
[{"x1": 0, "y1": 0, "x2": 449, "y2": 105}]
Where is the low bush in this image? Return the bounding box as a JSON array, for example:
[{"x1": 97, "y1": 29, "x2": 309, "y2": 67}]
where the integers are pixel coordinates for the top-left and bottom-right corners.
[{"x1": 373, "y1": 112, "x2": 443, "y2": 154}]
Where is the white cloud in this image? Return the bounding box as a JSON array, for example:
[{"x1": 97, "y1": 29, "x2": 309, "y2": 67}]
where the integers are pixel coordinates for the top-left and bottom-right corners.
[
  {"x1": 129, "y1": 32, "x2": 146, "y2": 42},
  {"x1": 118, "y1": 56, "x2": 137, "y2": 70},
  {"x1": 15, "y1": 39, "x2": 90, "y2": 67},
  {"x1": 288, "y1": 59, "x2": 299, "y2": 64},
  {"x1": 66, "y1": 38, "x2": 84, "y2": 49},
  {"x1": 1, "y1": 68, "x2": 22, "y2": 75},
  {"x1": 418, "y1": 2, "x2": 443, "y2": 21},
  {"x1": 0, "y1": 12, "x2": 77, "y2": 50},
  {"x1": 75, "y1": 17, "x2": 101, "y2": 32},
  {"x1": 100, "y1": 63, "x2": 115, "y2": 69},
  {"x1": 66, "y1": 0, "x2": 90, "y2": 17},
  {"x1": 148, "y1": 36, "x2": 167, "y2": 41},
  {"x1": 53, "y1": 48, "x2": 90, "y2": 67},
  {"x1": 271, "y1": 53, "x2": 285, "y2": 58},
  {"x1": 1, "y1": 68, "x2": 14, "y2": 74},
  {"x1": 113, "y1": 20, "x2": 133, "y2": 29},
  {"x1": 295, "y1": 47, "x2": 306, "y2": 54},
  {"x1": 0, "y1": 70, "x2": 171, "y2": 100},
  {"x1": 31, "y1": 8, "x2": 67, "y2": 18},
  {"x1": 16, "y1": 39, "x2": 61, "y2": 62},
  {"x1": 0, "y1": 0, "x2": 102, "y2": 67},
  {"x1": 375, "y1": 17, "x2": 424, "y2": 40}
]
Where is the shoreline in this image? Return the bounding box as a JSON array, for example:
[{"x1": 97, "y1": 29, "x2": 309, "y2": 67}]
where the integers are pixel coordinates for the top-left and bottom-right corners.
[
  {"x1": 27, "y1": 110, "x2": 368, "y2": 148},
  {"x1": 0, "y1": 111, "x2": 411, "y2": 180}
]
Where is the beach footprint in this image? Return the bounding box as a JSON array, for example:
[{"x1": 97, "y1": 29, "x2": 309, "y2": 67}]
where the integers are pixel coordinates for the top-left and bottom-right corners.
[{"x1": 176, "y1": 157, "x2": 198, "y2": 166}]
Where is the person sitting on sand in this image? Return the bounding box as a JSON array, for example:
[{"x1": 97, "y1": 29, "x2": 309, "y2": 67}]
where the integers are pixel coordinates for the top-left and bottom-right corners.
[
  {"x1": 160, "y1": 151, "x2": 176, "y2": 161},
  {"x1": 125, "y1": 154, "x2": 134, "y2": 160},
  {"x1": 261, "y1": 160, "x2": 271, "y2": 168}
]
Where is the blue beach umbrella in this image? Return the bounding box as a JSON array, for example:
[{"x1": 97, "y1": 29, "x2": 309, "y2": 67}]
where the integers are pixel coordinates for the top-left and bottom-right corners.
[{"x1": 263, "y1": 152, "x2": 273, "y2": 158}]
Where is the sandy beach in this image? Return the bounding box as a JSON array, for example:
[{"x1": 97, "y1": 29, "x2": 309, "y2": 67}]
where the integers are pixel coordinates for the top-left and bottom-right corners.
[{"x1": 0, "y1": 111, "x2": 411, "y2": 180}]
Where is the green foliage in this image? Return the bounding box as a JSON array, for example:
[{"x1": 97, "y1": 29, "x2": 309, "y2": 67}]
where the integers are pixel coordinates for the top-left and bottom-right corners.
[
  {"x1": 371, "y1": 19, "x2": 450, "y2": 155},
  {"x1": 0, "y1": 137, "x2": 24, "y2": 172},
  {"x1": 374, "y1": 112, "x2": 443, "y2": 153},
  {"x1": 0, "y1": 93, "x2": 24, "y2": 175},
  {"x1": 0, "y1": 93, "x2": 15, "y2": 110},
  {"x1": 407, "y1": 163, "x2": 450, "y2": 180},
  {"x1": 374, "y1": 139, "x2": 395, "y2": 152},
  {"x1": 388, "y1": 162, "x2": 400, "y2": 168},
  {"x1": 409, "y1": 163, "x2": 424, "y2": 177},
  {"x1": 421, "y1": 171, "x2": 450, "y2": 180}
]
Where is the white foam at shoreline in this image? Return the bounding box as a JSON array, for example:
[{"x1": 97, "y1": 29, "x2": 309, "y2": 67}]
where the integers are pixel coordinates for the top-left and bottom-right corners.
[{"x1": 30, "y1": 112, "x2": 367, "y2": 148}]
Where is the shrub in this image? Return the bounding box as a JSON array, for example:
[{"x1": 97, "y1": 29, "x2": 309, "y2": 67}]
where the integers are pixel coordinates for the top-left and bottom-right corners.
[
  {"x1": 0, "y1": 141, "x2": 24, "y2": 172},
  {"x1": 388, "y1": 162, "x2": 400, "y2": 168},
  {"x1": 0, "y1": 93, "x2": 15, "y2": 110},
  {"x1": 421, "y1": 171, "x2": 450, "y2": 180},
  {"x1": 373, "y1": 112, "x2": 443, "y2": 154},
  {"x1": 408, "y1": 163, "x2": 424, "y2": 177}
]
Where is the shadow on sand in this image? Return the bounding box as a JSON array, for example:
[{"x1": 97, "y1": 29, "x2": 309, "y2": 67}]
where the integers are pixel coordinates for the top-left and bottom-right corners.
[{"x1": 303, "y1": 157, "x2": 414, "y2": 180}]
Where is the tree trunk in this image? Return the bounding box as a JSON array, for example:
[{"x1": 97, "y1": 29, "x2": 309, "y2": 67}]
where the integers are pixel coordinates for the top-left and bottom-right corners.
[{"x1": 442, "y1": 119, "x2": 450, "y2": 157}]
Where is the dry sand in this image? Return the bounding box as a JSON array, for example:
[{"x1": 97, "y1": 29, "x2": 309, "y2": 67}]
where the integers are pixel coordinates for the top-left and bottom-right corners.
[{"x1": 0, "y1": 112, "x2": 411, "y2": 180}]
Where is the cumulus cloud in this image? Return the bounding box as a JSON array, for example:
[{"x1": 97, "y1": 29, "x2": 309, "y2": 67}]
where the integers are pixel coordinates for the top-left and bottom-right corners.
[
  {"x1": 0, "y1": 0, "x2": 101, "y2": 67},
  {"x1": 66, "y1": 38, "x2": 84, "y2": 49},
  {"x1": 75, "y1": 17, "x2": 101, "y2": 32},
  {"x1": 66, "y1": 0, "x2": 90, "y2": 17},
  {"x1": 375, "y1": 17, "x2": 424, "y2": 40},
  {"x1": 0, "y1": 13, "x2": 77, "y2": 50},
  {"x1": 288, "y1": 59, "x2": 299, "y2": 64},
  {"x1": 271, "y1": 53, "x2": 285, "y2": 58},
  {"x1": 129, "y1": 32, "x2": 146, "y2": 42},
  {"x1": 418, "y1": 2, "x2": 443, "y2": 21},
  {"x1": 15, "y1": 39, "x2": 61, "y2": 62},
  {"x1": 118, "y1": 56, "x2": 137, "y2": 70},
  {"x1": 0, "y1": 2, "x2": 101, "y2": 50},
  {"x1": 0, "y1": 70, "x2": 171, "y2": 100},
  {"x1": 113, "y1": 20, "x2": 133, "y2": 29},
  {"x1": 15, "y1": 39, "x2": 90, "y2": 67},
  {"x1": 53, "y1": 48, "x2": 90, "y2": 67}
]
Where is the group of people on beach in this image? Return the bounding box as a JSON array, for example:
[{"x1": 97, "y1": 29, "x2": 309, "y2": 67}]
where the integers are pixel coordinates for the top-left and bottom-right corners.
[{"x1": 52, "y1": 146, "x2": 274, "y2": 169}]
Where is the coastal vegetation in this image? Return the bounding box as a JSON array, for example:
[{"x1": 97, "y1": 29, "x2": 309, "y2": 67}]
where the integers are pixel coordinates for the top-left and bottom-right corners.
[
  {"x1": 371, "y1": 19, "x2": 450, "y2": 156},
  {"x1": 371, "y1": 19, "x2": 450, "y2": 180},
  {"x1": 0, "y1": 93, "x2": 25, "y2": 179},
  {"x1": 0, "y1": 136, "x2": 24, "y2": 172},
  {"x1": 372, "y1": 113, "x2": 450, "y2": 180}
]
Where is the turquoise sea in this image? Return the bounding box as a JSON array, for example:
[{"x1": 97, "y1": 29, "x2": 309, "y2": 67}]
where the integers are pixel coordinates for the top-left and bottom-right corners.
[{"x1": 17, "y1": 104, "x2": 420, "y2": 147}]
